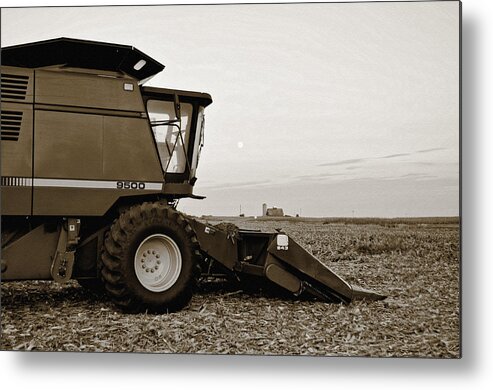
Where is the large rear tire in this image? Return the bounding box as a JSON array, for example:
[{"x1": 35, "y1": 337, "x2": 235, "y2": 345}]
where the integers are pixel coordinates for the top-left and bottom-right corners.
[{"x1": 101, "y1": 202, "x2": 201, "y2": 313}]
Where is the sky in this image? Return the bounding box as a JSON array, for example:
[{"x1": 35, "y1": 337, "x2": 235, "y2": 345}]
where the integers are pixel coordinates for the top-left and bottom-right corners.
[{"x1": 0, "y1": 1, "x2": 460, "y2": 217}]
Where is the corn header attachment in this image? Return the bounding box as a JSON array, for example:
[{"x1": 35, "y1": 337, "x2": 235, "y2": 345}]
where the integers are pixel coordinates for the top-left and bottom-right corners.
[{"x1": 189, "y1": 219, "x2": 386, "y2": 303}]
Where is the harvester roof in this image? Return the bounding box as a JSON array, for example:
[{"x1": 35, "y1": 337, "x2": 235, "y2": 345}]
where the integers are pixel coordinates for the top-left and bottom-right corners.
[{"x1": 1, "y1": 37, "x2": 165, "y2": 82}]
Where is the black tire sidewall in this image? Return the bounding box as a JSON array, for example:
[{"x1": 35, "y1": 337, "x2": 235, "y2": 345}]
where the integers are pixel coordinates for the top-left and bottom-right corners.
[{"x1": 119, "y1": 218, "x2": 195, "y2": 311}]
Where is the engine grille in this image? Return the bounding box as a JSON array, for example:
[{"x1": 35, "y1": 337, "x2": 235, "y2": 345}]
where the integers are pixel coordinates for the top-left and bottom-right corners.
[
  {"x1": 1, "y1": 110, "x2": 23, "y2": 141},
  {"x1": 1, "y1": 73, "x2": 29, "y2": 100}
]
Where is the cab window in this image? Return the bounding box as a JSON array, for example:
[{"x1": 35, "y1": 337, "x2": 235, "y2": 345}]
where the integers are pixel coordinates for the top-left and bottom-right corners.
[{"x1": 147, "y1": 100, "x2": 192, "y2": 173}]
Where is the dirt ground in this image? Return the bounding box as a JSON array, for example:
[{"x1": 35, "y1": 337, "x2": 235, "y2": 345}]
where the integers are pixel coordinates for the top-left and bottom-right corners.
[{"x1": 0, "y1": 218, "x2": 460, "y2": 357}]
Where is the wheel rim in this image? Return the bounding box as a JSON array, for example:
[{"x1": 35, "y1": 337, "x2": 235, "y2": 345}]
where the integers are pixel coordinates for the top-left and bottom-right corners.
[{"x1": 134, "y1": 234, "x2": 182, "y2": 292}]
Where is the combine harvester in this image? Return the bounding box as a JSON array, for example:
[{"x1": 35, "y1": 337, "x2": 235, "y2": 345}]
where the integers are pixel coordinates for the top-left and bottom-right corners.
[{"x1": 1, "y1": 38, "x2": 385, "y2": 312}]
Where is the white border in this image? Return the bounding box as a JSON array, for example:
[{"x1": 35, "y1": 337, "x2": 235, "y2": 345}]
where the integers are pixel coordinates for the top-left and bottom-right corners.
[{"x1": 2, "y1": 1, "x2": 492, "y2": 390}]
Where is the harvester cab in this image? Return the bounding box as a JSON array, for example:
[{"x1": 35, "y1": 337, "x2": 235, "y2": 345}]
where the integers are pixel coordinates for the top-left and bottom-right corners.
[{"x1": 1, "y1": 38, "x2": 384, "y2": 313}]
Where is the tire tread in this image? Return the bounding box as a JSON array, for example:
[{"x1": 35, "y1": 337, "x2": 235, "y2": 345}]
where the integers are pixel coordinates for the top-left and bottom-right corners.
[{"x1": 101, "y1": 202, "x2": 201, "y2": 313}]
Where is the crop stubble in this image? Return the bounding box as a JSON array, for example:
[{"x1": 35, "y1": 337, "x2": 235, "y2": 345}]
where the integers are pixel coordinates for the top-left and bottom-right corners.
[{"x1": 0, "y1": 219, "x2": 459, "y2": 357}]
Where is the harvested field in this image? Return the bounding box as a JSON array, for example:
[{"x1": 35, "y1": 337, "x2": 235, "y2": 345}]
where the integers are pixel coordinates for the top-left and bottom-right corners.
[{"x1": 0, "y1": 218, "x2": 460, "y2": 357}]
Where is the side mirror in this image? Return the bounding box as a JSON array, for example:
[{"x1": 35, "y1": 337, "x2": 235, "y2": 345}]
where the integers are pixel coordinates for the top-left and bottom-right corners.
[{"x1": 173, "y1": 93, "x2": 181, "y2": 120}]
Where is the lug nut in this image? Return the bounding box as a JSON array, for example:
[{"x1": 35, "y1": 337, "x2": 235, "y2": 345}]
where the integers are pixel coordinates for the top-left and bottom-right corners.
[
  {"x1": 152, "y1": 250, "x2": 156, "y2": 255},
  {"x1": 157, "y1": 260, "x2": 161, "y2": 265},
  {"x1": 146, "y1": 268, "x2": 150, "y2": 272},
  {"x1": 154, "y1": 265, "x2": 159, "y2": 270},
  {"x1": 156, "y1": 254, "x2": 160, "y2": 259},
  {"x1": 142, "y1": 264, "x2": 145, "y2": 269},
  {"x1": 143, "y1": 253, "x2": 147, "y2": 257},
  {"x1": 151, "y1": 269, "x2": 155, "y2": 273}
]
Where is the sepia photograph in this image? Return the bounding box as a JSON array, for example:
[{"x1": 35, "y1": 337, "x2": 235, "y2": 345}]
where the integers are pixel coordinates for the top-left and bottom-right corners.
[{"x1": 1, "y1": 0, "x2": 460, "y2": 360}]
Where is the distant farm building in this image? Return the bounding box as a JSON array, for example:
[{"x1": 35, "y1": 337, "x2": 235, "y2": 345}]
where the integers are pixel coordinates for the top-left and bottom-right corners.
[
  {"x1": 262, "y1": 203, "x2": 284, "y2": 217},
  {"x1": 266, "y1": 207, "x2": 284, "y2": 217}
]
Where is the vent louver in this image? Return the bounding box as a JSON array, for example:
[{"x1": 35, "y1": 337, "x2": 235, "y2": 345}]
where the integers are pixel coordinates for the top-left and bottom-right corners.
[
  {"x1": 1, "y1": 73, "x2": 29, "y2": 100},
  {"x1": 1, "y1": 111, "x2": 23, "y2": 141}
]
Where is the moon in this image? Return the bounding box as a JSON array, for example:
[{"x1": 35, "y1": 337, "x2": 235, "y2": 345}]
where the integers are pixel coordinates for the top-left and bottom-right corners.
[{"x1": 237, "y1": 141, "x2": 244, "y2": 149}]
